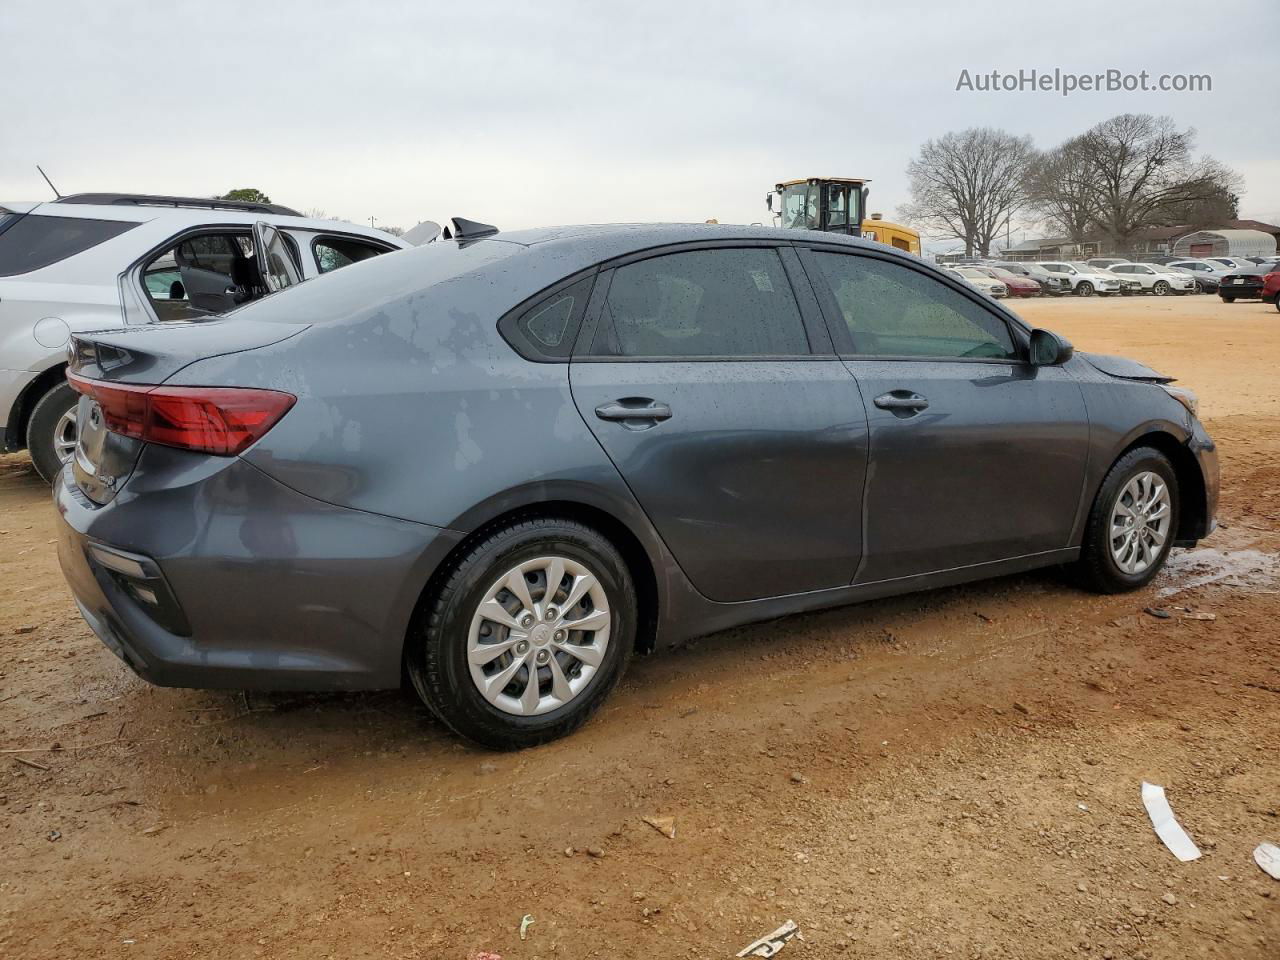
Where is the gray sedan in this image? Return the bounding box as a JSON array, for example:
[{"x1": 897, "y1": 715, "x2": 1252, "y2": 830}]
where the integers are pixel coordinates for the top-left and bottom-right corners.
[{"x1": 55, "y1": 222, "x2": 1218, "y2": 748}]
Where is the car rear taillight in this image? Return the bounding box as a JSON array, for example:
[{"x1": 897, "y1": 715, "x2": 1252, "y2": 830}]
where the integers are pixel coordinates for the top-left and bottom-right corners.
[{"x1": 67, "y1": 372, "x2": 295, "y2": 456}]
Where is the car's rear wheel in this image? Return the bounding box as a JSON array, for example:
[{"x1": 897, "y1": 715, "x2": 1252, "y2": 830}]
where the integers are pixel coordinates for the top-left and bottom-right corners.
[
  {"x1": 1153, "y1": 280, "x2": 1170, "y2": 296},
  {"x1": 1076, "y1": 281, "x2": 1094, "y2": 297},
  {"x1": 1221, "y1": 295, "x2": 1235, "y2": 303},
  {"x1": 1074, "y1": 447, "x2": 1179, "y2": 594},
  {"x1": 27, "y1": 381, "x2": 79, "y2": 484},
  {"x1": 407, "y1": 517, "x2": 635, "y2": 749}
]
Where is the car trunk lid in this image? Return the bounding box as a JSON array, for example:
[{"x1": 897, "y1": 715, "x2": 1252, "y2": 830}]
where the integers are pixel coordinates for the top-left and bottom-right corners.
[{"x1": 67, "y1": 318, "x2": 308, "y2": 504}]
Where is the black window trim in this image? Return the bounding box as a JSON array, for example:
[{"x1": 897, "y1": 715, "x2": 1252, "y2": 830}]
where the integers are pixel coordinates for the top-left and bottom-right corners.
[
  {"x1": 797, "y1": 243, "x2": 1032, "y2": 365},
  {"x1": 569, "y1": 240, "x2": 830, "y2": 363},
  {"x1": 309, "y1": 232, "x2": 399, "y2": 275},
  {"x1": 497, "y1": 267, "x2": 600, "y2": 363}
]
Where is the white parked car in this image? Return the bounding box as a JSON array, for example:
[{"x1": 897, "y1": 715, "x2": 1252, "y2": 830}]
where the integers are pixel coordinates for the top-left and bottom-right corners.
[
  {"x1": 0, "y1": 193, "x2": 422, "y2": 481},
  {"x1": 947, "y1": 266, "x2": 1007, "y2": 298},
  {"x1": 1036, "y1": 261, "x2": 1122, "y2": 297},
  {"x1": 1108, "y1": 262, "x2": 1196, "y2": 296}
]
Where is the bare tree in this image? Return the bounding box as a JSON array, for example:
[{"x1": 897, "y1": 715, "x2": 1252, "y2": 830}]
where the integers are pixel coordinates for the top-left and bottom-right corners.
[
  {"x1": 1027, "y1": 137, "x2": 1096, "y2": 245},
  {"x1": 1075, "y1": 114, "x2": 1240, "y2": 252},
  {"x1": 899, "y1": 128, "x2": 1035, "y2": 256}
]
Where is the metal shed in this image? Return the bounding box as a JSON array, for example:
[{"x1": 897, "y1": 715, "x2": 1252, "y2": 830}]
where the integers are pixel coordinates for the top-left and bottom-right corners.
[{"x1": 1171, "y1": 229, "x2": 1277, "y2": 258}]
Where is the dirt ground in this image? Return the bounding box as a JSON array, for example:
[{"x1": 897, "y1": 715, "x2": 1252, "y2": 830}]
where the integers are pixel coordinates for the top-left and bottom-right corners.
[{"x1": 2, "y1": 293, "x2": 1278, "y2": 960}]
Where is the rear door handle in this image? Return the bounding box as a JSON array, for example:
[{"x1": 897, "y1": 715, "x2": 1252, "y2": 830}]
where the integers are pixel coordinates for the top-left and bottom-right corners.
[
  {"x1": 594, "y1": 399, "x2": 672, "y2": 426},
  {"x1": 873, "y1": 391, "x2": 930, "y2": 413}
]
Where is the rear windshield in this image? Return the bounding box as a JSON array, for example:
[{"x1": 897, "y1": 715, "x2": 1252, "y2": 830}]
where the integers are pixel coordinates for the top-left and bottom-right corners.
[
  {"x1": 0, "y1": 214, "x2": 137, "y2": 277},
  {"x1": 242, "y1": 237, "x2": 522, "y2": 323}
]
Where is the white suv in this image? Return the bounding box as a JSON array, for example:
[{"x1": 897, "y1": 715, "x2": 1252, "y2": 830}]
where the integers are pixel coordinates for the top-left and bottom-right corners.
[
  {"x1": 1108, "y1": 262, "x2": 1196, "y2": 296},
  {"x1": 1036, "y1": 262, "x2": 1122, "y2": 297},
  {"x1": 0, "y1": 194, "x2": 414, "y2": 481}
]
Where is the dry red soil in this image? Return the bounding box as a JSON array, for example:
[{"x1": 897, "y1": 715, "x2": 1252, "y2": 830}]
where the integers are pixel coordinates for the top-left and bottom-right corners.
[{"x1": 1, "y1": 294, "x2": 1278, "y2": 959}]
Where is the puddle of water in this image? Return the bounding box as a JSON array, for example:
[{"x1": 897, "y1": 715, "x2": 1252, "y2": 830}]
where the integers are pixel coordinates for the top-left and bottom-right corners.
[{"x1": 1158, "y1": 548, "x2": 1280, "y2": 597}]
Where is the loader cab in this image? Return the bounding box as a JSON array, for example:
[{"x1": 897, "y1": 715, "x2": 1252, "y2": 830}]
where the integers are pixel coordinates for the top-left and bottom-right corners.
[{"x1": 769, "y1": 177, "x2": 868, "y2": 235}]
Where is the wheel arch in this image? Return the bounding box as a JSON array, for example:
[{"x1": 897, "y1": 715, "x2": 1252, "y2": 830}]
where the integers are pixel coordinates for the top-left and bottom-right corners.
[
  {"x1": 405, "y1": 490, "x2": 665, "y2": 667},
  {"x1": 1113, "y1": 429, "x2": 1209, "y2": 544},
  {"x1": 4, "y1": 360, "x2": 68, "y2": 452}
]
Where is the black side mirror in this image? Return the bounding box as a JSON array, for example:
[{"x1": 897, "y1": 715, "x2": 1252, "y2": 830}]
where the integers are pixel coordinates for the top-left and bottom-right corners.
[
  {"x1": 1030, "y1": 328, "x2": 1074, "y2": 365},
  {"x1": 766, "y1": 193, "x2": 773, "y2": 212}
]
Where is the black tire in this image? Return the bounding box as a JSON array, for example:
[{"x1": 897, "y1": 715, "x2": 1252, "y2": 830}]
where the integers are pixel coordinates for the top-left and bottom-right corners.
[
  {"x1": 1074, "y1": 447, "x2": 1180, "y2": 594},
  {"x1": 1152, "y1": 280, "x2": 1170, "y2": 296},
  {"x1": 407, "y1": 517, "x2": 636, "y2": 750},
  {"x1": 27, "y1": 381, "x2": 78, "y2": 484},
  {"x1": 1193, "y1": 281, "x2": 1204, "y2": 294},
  {"x1": 1221, "y1": 295, "x2": 1235, "y2": 303},
  {"x1": 1076, "y1": 281, "x2": 1094, "y2": 297}
]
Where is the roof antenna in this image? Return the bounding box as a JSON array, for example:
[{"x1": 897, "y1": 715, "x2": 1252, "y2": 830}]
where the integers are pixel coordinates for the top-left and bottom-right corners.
[{"x1": 36, "y1": 165, "x2": 63, "y2": 199}]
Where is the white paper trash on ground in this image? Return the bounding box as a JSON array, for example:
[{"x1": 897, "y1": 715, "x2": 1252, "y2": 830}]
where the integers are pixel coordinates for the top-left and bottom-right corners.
[
  {"x1": 736, "y1": 920, "x2": 801, "y2": 958},
  {"x1": 1142, "y1": 782, "x2": 1201, "y2": 862},
  {"x1": 1255, "y1": 843, "x2": 1280, "y2": 880}
]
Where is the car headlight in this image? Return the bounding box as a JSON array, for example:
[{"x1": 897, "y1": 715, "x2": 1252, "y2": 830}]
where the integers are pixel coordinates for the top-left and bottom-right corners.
[{"x1": 1161, "y1": 385, "x2": 1199, "y2": 418}]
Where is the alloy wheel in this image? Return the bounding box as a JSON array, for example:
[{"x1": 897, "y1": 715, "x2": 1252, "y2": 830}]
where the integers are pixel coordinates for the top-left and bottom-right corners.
[
  {"x1": 53, "y1": 406, "x2": 79, "y2": 462},
  {"x1": 1153, "y1": 281, "x2": 1169, "y2": 296},
  {"x1": 1109, "y1": 471, "x2": 1171, "y2": 575},
  {"x1": 467, "y1": 556, "x2": 611, "y2": 716}
]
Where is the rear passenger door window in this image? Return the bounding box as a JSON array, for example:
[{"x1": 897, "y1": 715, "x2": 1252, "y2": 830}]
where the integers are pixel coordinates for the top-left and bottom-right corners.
[
  {"x1": 141, "y1": 232, "x2": 256, "y2": 320},
  {"x1": 313, "y1": 235, "x2": 394, "y2": 274},
  {"x1": 592, "y1": 247, "x2": 809, "y2": 357},
  {"x1": 810, "y1": 251, "x2": 1017, "y2": 360}
]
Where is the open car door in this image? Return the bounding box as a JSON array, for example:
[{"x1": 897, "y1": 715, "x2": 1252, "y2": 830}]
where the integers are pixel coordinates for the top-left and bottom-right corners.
[
  {"x1": 401, "y1": 220, "x2": 441, "y2": 246},
  {"x1": 253, "y1": 221, "x2": 303, "y2": 295}
]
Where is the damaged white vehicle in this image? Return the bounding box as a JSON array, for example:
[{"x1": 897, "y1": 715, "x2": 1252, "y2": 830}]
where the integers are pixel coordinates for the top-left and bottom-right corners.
[{"x1": 0, "y1": 193, "x2": 427, "y2": 481}]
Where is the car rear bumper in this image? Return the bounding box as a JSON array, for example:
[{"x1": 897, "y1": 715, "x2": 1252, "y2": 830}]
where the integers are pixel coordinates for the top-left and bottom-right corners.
[{"x1": 54, "y1": 449, "x2": 462, "y2": 691}]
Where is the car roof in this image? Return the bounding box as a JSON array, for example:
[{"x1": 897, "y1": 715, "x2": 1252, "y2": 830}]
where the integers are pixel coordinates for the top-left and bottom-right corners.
[
  {"x1": 9, "y1": 199, "x2": 393, "y2": 236},
  {"x1": 472, "y1": 222, "x2": 888, "y2": 263}
]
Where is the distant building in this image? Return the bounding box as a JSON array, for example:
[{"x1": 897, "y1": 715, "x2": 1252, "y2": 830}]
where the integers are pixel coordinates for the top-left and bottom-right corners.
[
  {"x1": 997, "y1": 219, "x2": 1280, "y2": 261},
  {"x1": 1171, "y1": 228, "x2": 1277, "y2": 259},
  {"x1": 997, "y1": 236, "x2": 1100, "y2": 261}
]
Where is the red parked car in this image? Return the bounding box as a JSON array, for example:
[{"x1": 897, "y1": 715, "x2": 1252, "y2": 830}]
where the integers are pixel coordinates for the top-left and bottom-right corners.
[
  {"x1": 972, "y1": 265, "x2": 1041, "y2": 297},
  {"x1": 1263, "y1": 269, "x2": 1280, "y2": 311}
]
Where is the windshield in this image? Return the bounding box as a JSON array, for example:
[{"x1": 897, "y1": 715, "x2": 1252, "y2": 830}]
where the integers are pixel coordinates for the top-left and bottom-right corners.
[{"x1": 778, "y1": 183, "x2": 819, "y2": 230}]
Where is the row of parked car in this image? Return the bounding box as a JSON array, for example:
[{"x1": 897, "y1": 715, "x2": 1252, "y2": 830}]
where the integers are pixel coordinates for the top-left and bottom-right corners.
[{"x1": 942, "y1": 254, "x2": 1280, "y2": 303}]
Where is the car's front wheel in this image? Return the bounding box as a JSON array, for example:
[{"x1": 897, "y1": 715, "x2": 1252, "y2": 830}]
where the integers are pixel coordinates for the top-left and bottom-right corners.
[
  {"x1": 1074, "y1": 447, "x2": 1179, "y2": 593},
  {"x1": 408, "y1": 517, "x2": 635, "y2": 749},
  {"x1": 27, "y1": 381, "x2": 79, "y2": 484},
  {"x1": 1221, "y1": 295, "x2": 1236, "y2": 303},
  {"x1": 1076, "y1": 281, "x2": 1094, "y2": 297}
]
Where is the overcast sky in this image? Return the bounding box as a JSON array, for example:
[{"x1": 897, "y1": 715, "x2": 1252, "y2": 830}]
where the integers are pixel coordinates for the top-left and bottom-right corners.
[{"x1": 2, "y1": 0, "x2": 1276, "y2": 245}]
